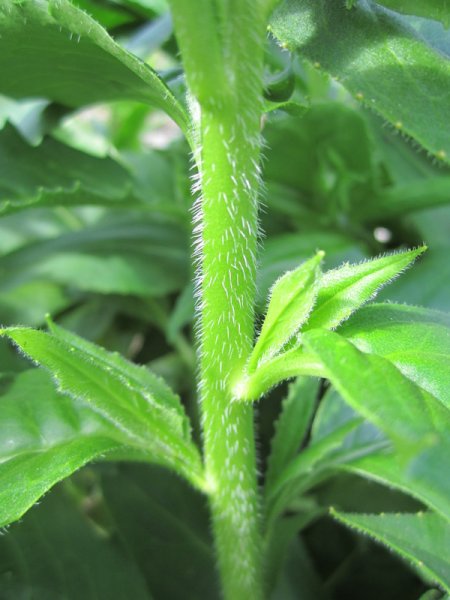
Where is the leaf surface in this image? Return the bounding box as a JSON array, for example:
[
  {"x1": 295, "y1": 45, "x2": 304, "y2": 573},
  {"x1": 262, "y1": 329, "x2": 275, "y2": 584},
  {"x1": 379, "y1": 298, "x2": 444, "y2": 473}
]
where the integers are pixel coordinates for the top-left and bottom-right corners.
[
  {"x1": 332, "y1": 510, "x2": 450, "y2": 592},
  {"x1": 270, "y1": 0, "x2": 450, "y2": 162},
  {"x1": 339, "y1": 303, "x2": 450, "y2": 409},
  {"x1": 0, "y1": 369, "x2": 124, "y2": 527},
  {"x1": 0, "y1": 485, "x2": 152, "y2": 599},
  {"x1": 0, "y1": 0, "x2": 189, "y2": 136},
  {"x1": 248, "y1": 252, "x2": 322, "y2": 369},
  {"x1": 1, "y1": 323, "x2": 204, "y2": 489},
  {"x1": 304, "y1": 247, "x2": 425, "y2": 331}
]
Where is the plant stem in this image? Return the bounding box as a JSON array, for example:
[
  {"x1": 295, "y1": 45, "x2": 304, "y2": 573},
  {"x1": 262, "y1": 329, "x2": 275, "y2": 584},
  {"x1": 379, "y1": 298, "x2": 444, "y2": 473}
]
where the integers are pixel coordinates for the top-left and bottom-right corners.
[{"x1": 169, "y1": 2, "x2": 267, "y2": 596}]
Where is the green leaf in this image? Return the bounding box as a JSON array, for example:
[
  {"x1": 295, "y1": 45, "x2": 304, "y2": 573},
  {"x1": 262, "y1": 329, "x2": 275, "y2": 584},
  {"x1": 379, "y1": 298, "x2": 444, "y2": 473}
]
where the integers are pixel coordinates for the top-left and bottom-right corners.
[
  {"x1": 265, "y1": 377, "x2": 319, "y2": 491},
  {"x1": 270, "y1": 0, "x2": 450, "y2": 162},
  {"x1": 374, "y1": 0, "x2": 450, "y2": 28},
  {"x1": 0, "y1": 369, "x2": 125, "y2": 527},
  {"x1": 346, "y1": 448, "x2": 450, "y2": 523},
  {"x1": 101, "y1": 463, "x2": 219, "y2": 599},
  {"x1": 1, "y1": 323, "x2": 205, "y2": 490},
  {"x1": 303, "y1": 329, "x2": 450, "y2": 449},
  {"x1": 0, "y1": 485, "x2": 152, "y2": 599},
  {"x1": 0, "y1": 124, "x2": 147, "y2": 216},
  {"x1": 331, "y1": 510, "x2": 450, "y2": 592},
  {"x1": 0, "y1": 213, "x2": 189, "y2": 298},
  {"x1": 247, "y1": 252, "x2": 323, "y2": 370},
  {"x1": 0, "y1": 0, "x2": 190, "y2": 138},
  {"x1": 339, "y1": 303, "x2": 450, "y2": 410},
  {"x1": 304, "y1": 247, "x2": 426, "y2": 331}
]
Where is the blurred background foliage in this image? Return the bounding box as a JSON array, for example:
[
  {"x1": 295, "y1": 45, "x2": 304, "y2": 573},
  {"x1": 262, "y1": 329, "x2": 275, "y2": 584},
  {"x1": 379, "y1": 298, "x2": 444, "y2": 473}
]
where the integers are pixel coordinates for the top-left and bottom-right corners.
[{"x1": 0, "y1": 1, "x2": 449, "y2": 598}]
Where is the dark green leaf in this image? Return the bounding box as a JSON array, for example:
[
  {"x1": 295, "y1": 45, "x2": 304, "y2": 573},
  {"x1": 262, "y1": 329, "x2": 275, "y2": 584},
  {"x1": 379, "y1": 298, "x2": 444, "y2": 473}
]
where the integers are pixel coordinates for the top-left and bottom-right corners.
[
  {"x1": 270, "y1": 0, "x2": 450, "y2": 162},
  {"x1": 0, "y1": 485, "x2": 152, "y2": 599},
  {"x1": 0, "y1": 0, "x2": 190, "y2": 137},
  {"x1": 101, "y1": 463, "x2": 219, "y2": 599},
  {"x1": 374, "y1": 0, "x2": 450, "y2": 28},
  {"x1": 265, "y1": 377, "x2": 319, "y2": 491},
  {"x1": 332, "y1": 510, "x2": 450, "y2": 592}
]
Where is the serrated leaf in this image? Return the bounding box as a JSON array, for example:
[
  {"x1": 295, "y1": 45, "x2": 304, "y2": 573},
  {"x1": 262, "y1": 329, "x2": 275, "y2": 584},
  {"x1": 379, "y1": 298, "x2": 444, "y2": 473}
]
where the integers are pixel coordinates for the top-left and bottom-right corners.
[
  {"x1": 270, "y1": 0, "x2": 450, "y2": 162},
  {"x1": 303, "y1": 329, "x2": 450, "y2": 449},
  {"x1": 265, "y1": 377, "x2": 319, "y2": 491},
  {"x1": 0, "y1": 0, "x2": 190, "y2": 138},
  {"x1": 0, "y1": 369, "x2": 125, "y2": 527},
  {"x1": 0, "y1": 485, "x2": 153, "y2": 599},
  {"x1": 339, "y1": 303, "x2": 450, "y2": 409},
  {"x1": 248, "y1": 252, "x2": 323, "y2": 370},
  {"x1": 304, "y1": 247, "x2": 425, "y2": 331},
  {"x1": 331, "y1": 510, "x2": 450, "y2": 592},
  {"x1": 0, "y1": 124, "x2": 145, "y2": 216},
  {"x1": 1, "y1": 323, "x2": 205, "y2": 490}
]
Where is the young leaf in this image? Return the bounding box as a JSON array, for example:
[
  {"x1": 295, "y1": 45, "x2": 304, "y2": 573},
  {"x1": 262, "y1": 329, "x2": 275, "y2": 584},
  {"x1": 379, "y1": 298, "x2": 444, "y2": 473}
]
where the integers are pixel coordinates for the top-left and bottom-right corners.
[
  {"x1": 270, "y1": 0, "x2": 450, "y2": 162},
  {"x1": 0, "y1": 0, "x2": 190, "y2": 138},
  {"x1": 0, "y1": 369, "x2": 125, "y2": 527},
  {"x1": 304, "y1": 247, "x2": 425, "y2": 331},
  {"x1": 0, "y1": 486, "x2": 152, "y2": 599},
  {"x1": 247, "y1": 252, "x2": 323, "y2": 370},
  {"x1": 265, "y1": 377, "x2": 319, "y2": 491},
  {"x1": 339, "y1": 303, "x2": 450, "y2": 410},
  {"x1": 1, "y1": 323, "x2": 205, "y2": 489},
  {"x1": 331, "y1": 510, "x2": 450, "y2": 593}
]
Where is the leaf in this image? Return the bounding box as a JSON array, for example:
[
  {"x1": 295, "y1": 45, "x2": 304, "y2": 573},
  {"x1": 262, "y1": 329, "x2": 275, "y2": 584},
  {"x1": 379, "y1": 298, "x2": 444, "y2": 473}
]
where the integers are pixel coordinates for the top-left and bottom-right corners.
[
  {"x1": 0, "y1": 485, "x2": 152, "y2": 599},
  {"x1": 1, "y1": 322, "x2": 205, "y2": 489},
  {"x1": 101, "y1": 463, "x2": 219, "y2": 599},
  {"x1": 339, "y1": 303, "x2": 450, "y2": 410},
  {"x1": 0, "y1": 124, "x2": 146, "y2": 216},
  {"x1": 304, "y1": 247, "x2": 426, "y2": 331},
  {"x1": 346, "y1": 447, "x2": 450, "y2": 523},
  {"x1": 374, "y1": 0, "x2": 450, "y2": 28},
  {"x1": 265, "y1": 377, "x2": 319, "y2": 491},
  {"x1": 0, "y1": 369, "x2": 125, "y2": 527},
  {"x1": 362, "y1": 177, "x2": 450, "y2": 221},
  {"x1": 0, "y1": 0, "x2": 190, "y2": 138},
  {"x1": 248, "y1": 252, "x2": 323, "y2": 370},
  {"x1": 0, "y1": 213, "x2": 189, "y2": 298},
  {"x1": 270, "y1": 0, "x2": 450, "y2": 162},
  {"x1": 303, "y1": 329, "x2": 450, "y2": 449},
  {"x1": 331, "y1": 510, "x2": 450, "y2": 592}
]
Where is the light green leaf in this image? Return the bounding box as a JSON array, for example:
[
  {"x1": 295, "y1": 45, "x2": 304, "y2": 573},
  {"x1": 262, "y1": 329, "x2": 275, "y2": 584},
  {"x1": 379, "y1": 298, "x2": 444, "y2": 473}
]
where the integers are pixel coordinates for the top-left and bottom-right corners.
[
  {"x1": 339, "y1": 303, "x2": 450, "y2": 409},
  {"x1": 304, "y1": 247, "x2": 426, "y2": 331},
  {"x1": 0, "y1": 485, "x2": 152, "y2": 599},
  {"x1": 303, "y1": 329, "x2": 450, "y2": 449},
  {"x1": 374, "y1": 0, "x2": 450, "y2": 28},
  {"x1": 248, "y1": 252, "x2": 323, "y2": 370},
  {"x1": 270, "y1": 0, "x2": 450, "y2": 162},
  {"x1": 0, "y1": 369, "x2": 125, "y2": 527},
  {"x1": 0, "y1": 0, "x2": 190, "y2": 138},
  {"x1": 1, "y1": 323, "x2": 205, "y2": 490},
  {"x1": 265, "y1": 377, "x2": 319, "y2": 491},
  {"x1": 331, "y1": 510, "x2": 450, "y2": 592},
  {"x1": 0, "y1": 124, "x2": 146, "y2": 216}
]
